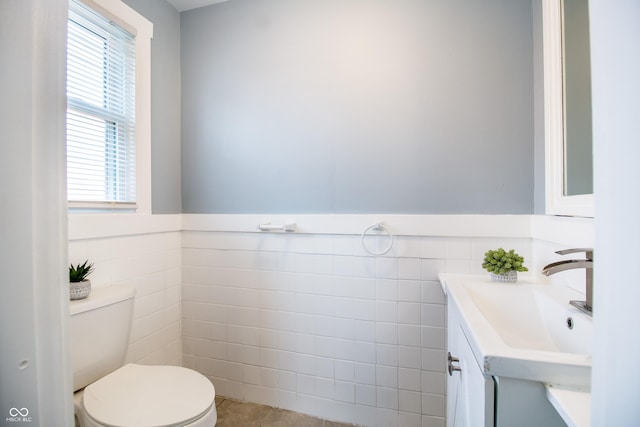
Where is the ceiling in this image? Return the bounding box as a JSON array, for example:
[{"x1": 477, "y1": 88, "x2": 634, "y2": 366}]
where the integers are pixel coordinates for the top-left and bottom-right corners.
[{"x1": 166, "y1": 0, "x2": 229, "y2": 12}]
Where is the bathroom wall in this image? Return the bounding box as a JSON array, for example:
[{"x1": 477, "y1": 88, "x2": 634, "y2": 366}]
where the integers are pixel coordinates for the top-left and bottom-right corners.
[
  {"x1": 180, "y1": 0, "x2": 535, "y2": 214},
  {"x1": 64, "y1": 1, "x2": 594, "y2": 425},
  {"x1": 1, "y1": 0, "x2": 73, "y2": 423},
  {"x1": 123, "y1": 0, "x2": 182, "y2": 214},
  {"x1": 532, "y1": 0, "x2": 547, "y2": 214},
  {"x1": 68, "y1": 215, "x2": 183, "y2": 366},
  {"x1": 590, "y1": 1, "x2": 640, "y2": 423},
  {"x1": 180, "y1": 215, "x2": 533, "y2": 426}
]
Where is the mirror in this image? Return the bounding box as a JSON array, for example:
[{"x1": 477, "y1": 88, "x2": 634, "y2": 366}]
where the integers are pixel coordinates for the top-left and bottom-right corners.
[
  {"x1": 543, "y1": 0, "x2": 594, "y2": 217},
  {"x1": 563, "y1": 0, "x2": 593, "y2": 197}
]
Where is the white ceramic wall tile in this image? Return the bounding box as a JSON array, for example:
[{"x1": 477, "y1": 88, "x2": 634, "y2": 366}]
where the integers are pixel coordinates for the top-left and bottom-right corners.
[
  {"x1": 421, "y1": 304, "x2": 446, "y2": 328},
  {"x1": 314, "y1": 254, "x2": 334, "y2": 275},
  {"x1": 399, "y1": 346, "x2": 422, "y2": 369},
  {"x1": 335, "y1": 360, "x2": 355, "y2": 382},
  {"x1": 376, "y1": 344, "x2": 398, "y2": 367},
  {"x1": 356, "y1": 384, "x2": 377, "y2": 406},
  {"x1": 70, "y1": 230, "x2": 182, "y2": 366},
  {"x1": 355, "y1": 320, "x2": 376, "y2": 343},
  {"x1": 421, "y1": 371, "x2": 446, "y2": 395},
  {"x1": 421, "y1": 238, "x2": 446, "y2": 259},
  {"x1": 174, "y1": 223, "x2": 594, "y2": 426},
  {"x1": 398, "y1": 280, "x2": 422, "y2": 302},
  {"x1": 422, "y1": 349, "x2": 446, "y2": 373},
  {"x1": 258, "y1": 373, "x2": 280, "y2": 395},
  {"x1": 399, "y1": 367, "x2": 421, "y2": 392},
  {"x1": 376, "y1": 407, "x2": 399, "y2": 427},
  {"x1": 399, "y1": 258, "x2": 422, "y2": 280},
  {"x1": 354, "y1": 256, "x2": 377, "y2": 278},
  {"x1": 375, "y1": 322, "x2": 398, "y2": 345},
  {"x1": 376, "y1": 257, "x2": 399, "y2": 279},
  {"x1": 421, "y1": 326, "x2": 446, "y2": 350},
  {"x1": 399, "y1": 411, "x2": 422, "y2": 427},
  {"x1": 334, "y1": 380, "x2": 355, "y2": 403},
  {"x1": 376, "y1": 387, "x2": 399, "y2": 410},
  {"x1": 422, "y1": 415, "x2": 446, "y2": 427},
  {"x1": 354, "y1": 278, "x2": 376, "y2": 299},
  {"x1": 75, "y1": 222, "x2": 513, "y2": 426},
  {"x1": 395, "y1": 237, "x2": 423, "y2": 258},
  {"x1": 355, "y1": 403, "x2": 378, "y2": 426},
  {"x1": 398, "y1": 324, "x2": 421, "y2": 347},
  {"x1": 398, "y1": 302, "x2": 421, "y2": 325},
  {"x1": 421, "y1": 259, "x2": 446, "y2": 281},
  {"x1": 421, "y1": 392, "x2": 446, "y2": 417},
  {"x1": 226, "y1": 379, "x2": 244, "y2": 400},
  {"x1": 375, "y1": 300, "x2": 398, "y2": 323},
  {"x1": 355, "y1": 362, "x2": 376, "y2": 386},
  {"x1": 376, "y1": 279, "x2": 398, "y2": 301},
  {"x1": 297, "y1": 373, "x2": 315, "y2": 395},
  {"x1": 315, "y1": 357, "x2": 334, "y2": 379},
  {"x1": 333, "y1": 276, "x2": 354, "y2": 298},
  {"x1": 422, "y1": 281, "x2": 446, "y2": 305},
  {"x1": 354, "y1": 341, "x2": 376, "y2": 364},
  {"x1": 445, "y1": 238, "x2": 471, "y2": 259},
  {"x1": 399, "y1": 389, "x2": 422, "y2": 414},
  {"x1": 332, "y1": 236, "x2": 355, "y2": 256},
  {"x1": 334, "y1": 255, "x2": 355, "y2": 277},
  {"x1": 243, "y1": 365, "x2": 261, "y2": 385}
]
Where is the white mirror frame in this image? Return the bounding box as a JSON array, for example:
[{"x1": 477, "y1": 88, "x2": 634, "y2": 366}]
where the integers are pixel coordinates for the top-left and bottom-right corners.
[{"x1": 543, "y1": 0, "x2": 594, "y2": 217}]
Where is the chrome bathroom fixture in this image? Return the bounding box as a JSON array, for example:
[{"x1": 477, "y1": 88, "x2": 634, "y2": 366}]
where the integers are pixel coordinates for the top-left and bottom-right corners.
[{"x1": 542, "y1": 248, "x2": 594, "y2": 316}]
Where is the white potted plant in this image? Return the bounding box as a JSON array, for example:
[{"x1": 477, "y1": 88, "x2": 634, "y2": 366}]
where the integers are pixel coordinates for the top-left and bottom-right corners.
[
  {"x1": 482, "y1": 248, "x2": 528, "y2": 283},
  {"x1": 69, "y1": 260, "x2": 94, "y2": 300}
]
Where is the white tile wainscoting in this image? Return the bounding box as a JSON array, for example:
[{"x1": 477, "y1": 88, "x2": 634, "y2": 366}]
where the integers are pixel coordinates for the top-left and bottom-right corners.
[
  {"x1": 68, "y1": 214, "x2": 183, "y2": 366},
  {"x1": 180, "y1": 228, "x2": 531, "y2": 427},
  {"x1": 67, "y1": 214, "x2": 593, "y2": 427}
]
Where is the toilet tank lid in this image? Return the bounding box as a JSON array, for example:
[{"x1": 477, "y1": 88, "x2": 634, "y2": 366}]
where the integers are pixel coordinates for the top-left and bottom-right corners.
[{"x1": 69, "y1": 286, "x2": 136, "y2": 316}]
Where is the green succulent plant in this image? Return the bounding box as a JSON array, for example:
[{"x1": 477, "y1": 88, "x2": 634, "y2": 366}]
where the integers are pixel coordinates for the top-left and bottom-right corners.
[
  {"x1": 482, "y1": 248, "x2": 528, "y2": 275},
  {"x1": 69, "y1": 260, "x2": 94, "y2": 282}
]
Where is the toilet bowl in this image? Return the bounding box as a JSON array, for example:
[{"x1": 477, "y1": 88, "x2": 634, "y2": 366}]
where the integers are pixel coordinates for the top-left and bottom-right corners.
[
  {"x1": 70, "y1": 286, "x2": 217, "y2": 427},
  {"x1": 74, "y1": 364, "x2": 217, "y2": 427}
]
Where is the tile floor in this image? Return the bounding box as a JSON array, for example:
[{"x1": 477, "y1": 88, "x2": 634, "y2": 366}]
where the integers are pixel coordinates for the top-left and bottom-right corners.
[{"x1": 214, "y1": 396, "x2": 362, "y2": 427}]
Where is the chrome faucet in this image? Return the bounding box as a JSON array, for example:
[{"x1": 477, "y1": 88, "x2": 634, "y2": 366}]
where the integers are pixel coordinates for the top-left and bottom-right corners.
[{"x1": 542, "y1": 248, "x2": 594, "y2": 316}]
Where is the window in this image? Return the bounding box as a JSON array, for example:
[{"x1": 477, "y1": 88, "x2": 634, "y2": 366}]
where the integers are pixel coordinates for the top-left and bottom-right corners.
[{"x1": 66, "y1": 0, "x2": 152, "y2": 212}]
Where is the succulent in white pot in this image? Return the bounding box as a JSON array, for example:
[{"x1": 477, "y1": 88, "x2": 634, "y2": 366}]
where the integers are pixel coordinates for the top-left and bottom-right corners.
[
  {"x1": 482, "y1": 248, "x2": 528, "y2": 283},
  {"x1": 69, "y1": 260, "x2": 94, "y2": 300}
]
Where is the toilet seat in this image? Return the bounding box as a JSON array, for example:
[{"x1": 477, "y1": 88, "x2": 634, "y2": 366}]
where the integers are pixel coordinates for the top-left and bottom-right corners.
[{"x1": 82, "y1": 364, "x2": 215, "y2": 427}]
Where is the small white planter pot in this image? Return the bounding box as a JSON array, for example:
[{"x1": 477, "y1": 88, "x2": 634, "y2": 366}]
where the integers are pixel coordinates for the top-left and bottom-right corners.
[
  {"x1": 490, "y1": 271, "x2": 518, "y2": 283},
  {"x1": 70, "y1": 279, "x2": 91, "y2": 300}
]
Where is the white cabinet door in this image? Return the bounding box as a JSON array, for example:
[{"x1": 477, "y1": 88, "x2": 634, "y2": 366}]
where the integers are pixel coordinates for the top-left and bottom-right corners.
[
  {"x1": 447, "y1": 302, "x2": 494, "y2": 427},
  {"x1": 446, "y1": 309, "x2": 466, "y2": 426}
]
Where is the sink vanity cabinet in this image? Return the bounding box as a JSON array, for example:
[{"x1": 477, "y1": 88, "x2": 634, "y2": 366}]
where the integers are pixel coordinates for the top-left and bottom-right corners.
[
  {"x1": 443, "y1": 274, "x2": 588, "y2": 427},
  {"x1": 447, "y1": 301, "x2": 494, "y2": 426}
]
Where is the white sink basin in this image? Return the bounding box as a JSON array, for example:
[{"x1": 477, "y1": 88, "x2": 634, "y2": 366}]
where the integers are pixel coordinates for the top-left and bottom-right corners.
[{"x1": 441, "y1": 274, "x2": 592, "y2": 387}]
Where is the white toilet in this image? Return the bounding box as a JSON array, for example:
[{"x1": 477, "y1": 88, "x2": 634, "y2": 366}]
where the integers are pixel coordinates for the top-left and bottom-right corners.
[{"x1": 70, "y1": 286, "x2": 217, "y2": 427}]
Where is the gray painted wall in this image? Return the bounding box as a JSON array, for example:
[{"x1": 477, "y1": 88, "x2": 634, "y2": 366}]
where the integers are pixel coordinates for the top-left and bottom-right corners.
[
  {"x1": 1, "y1": 0, "x2": 73, "y2": 424},
  {"x1": 181, "y1": 0, "x2": 535, "y2": 214},
  {"x1": 533, "y1": 0, "x2": 546, "y2": 214},
  {"x1": 124, "y1": 0, "x2": 182, "y2": 214}
]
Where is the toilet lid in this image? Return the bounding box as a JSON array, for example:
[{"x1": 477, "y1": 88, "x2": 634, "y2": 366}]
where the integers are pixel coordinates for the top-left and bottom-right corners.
[{"x1": 83, "y1": 364, "x2": 215, "y2": 427}]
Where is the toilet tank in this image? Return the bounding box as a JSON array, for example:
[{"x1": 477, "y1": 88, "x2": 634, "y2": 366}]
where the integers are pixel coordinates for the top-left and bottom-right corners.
[{"x1": 69, "y1": 286, "x2": 136, "y2": 391}]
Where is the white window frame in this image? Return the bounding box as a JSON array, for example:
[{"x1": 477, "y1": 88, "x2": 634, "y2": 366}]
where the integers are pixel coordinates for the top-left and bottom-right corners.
[
  {"x1": 68, "y1": 0, "x2": 153, "y2": 214},
  {"x1": 542, "y1": 0, "x2": 594, "y2": 217}
]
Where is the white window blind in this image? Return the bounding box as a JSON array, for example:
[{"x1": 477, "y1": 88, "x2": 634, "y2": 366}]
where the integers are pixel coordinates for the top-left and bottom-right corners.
[{"x1": 67, "y1": 0, "x2": 137, "y2": 207}]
